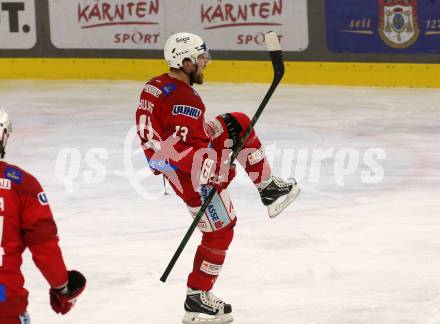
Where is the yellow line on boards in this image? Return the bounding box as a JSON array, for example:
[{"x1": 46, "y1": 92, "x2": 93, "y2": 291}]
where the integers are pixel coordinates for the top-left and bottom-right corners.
[{"x1": 0, "y1": 58, "x2": 440, "y2": 88}]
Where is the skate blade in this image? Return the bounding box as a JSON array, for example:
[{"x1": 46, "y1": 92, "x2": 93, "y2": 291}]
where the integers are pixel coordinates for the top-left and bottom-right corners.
[
  {"x1": 268, "y1": 185, "x2": 301, "y2": 219},
  {"x1": 182, "y1": 312, "x2": 233, "y2": 324}
]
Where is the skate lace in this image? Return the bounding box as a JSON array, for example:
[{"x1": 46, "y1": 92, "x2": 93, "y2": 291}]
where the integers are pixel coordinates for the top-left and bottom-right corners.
[
  {"x1": 272, "y1": 176, "x2": 294, "y2": 188},
  {"x1": 201, "y1": 291, "x2": 224, "y2": 310}
]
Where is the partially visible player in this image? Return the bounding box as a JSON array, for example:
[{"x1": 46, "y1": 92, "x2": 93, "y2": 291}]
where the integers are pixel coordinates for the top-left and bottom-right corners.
[
  {"x1": 136, "y1": 32, "x2": 300, "y2": 324},
  {"x1": 0, "y1": 109, "x2": 86, "y2": 324}
]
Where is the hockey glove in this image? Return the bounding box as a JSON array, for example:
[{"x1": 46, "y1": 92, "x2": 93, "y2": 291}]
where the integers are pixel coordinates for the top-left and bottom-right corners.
[
  {"x1": 50, "y1": 270, "x2": 86, "y2": 315},
  {"x1": 200, "y1": 158, "x2": 236, "y2": 191}
]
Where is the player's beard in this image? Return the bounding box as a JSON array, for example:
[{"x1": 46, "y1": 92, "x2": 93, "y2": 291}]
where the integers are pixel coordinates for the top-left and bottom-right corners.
[
  {"x1": 191, "y1": 63, "x2": 205, "y2": 85},
  {"x1": 192, "y1": 72, "x2": 204, "y2": 84}
]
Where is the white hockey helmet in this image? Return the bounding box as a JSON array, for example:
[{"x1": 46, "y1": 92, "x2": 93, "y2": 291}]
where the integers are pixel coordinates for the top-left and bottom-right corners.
[
  {"x1": 164, "y1": 32, "x2": 210, "y2": 69},
  {"x1": 0, "y1": 108, "x2": 12, "y2": 159}
]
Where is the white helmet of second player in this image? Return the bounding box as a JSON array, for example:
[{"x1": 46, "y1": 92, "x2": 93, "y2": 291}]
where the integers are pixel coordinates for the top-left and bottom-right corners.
[
  {"x1": 164, "y1": 32, "x2": 210, "y2": 69},
  {"x1": 0, "y1": 108, "x2": 12, "y2": 159}
]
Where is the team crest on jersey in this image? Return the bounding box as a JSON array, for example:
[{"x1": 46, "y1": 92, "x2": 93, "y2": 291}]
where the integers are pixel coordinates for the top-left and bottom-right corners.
[
  {"x1": 0, "y1": 178, "x2": 11, "y2": 190},
  {"x1": 162, "y1": 83, "x2": 176, "y2": 96},
  {"x1": 4, "y1": 166, "x2": 22, "y2": 184},
  {"x1": 38, "y1": 192, "x2": 49, "y2": 205},
  {"x1": 172, "y1": 105, "x2": 202, "y2": 119},
  {"x1": 378, "y1": 0, "x2": 420, "y2": 49}
]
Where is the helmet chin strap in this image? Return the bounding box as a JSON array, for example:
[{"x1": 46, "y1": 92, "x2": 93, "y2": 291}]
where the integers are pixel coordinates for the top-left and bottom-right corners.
[
  {"x1": 189, "y1": 72, "x2": 195, "y2": 86},
  {"x1": 0, "y1": 136, "x2": 7, "y2": 159}
]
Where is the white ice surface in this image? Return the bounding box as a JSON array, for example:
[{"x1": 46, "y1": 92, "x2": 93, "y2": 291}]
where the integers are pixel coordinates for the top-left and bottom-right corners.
[{"x1": 1, "y1": 80, "x2": 440, "y2": 324}]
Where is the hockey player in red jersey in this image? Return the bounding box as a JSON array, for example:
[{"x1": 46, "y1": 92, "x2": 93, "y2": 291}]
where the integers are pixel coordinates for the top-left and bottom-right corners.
[
  {"x1": 0, "y1": 110, "x2": 86, "y2": 324},
  {"x1": 136, "y1": 32, "x2": 300, "y2": 324}
]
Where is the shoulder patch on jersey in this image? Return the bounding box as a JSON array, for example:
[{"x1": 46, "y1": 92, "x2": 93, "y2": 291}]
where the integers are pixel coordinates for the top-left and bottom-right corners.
[
  {"x1": 0, "y1": 178, "x2": 11, "y2": 190},
  {"x1": 144, "y1": 84, "x2": 162, "y2": 98},
  {"x1": 4, "y1": 166, "x2": 23, "y2": 184},
  {"x1": 162, "y1": 83, "x2": 176, "y2": 96},
  {"x1": 0, "y1": 284, "x2": 6, "y2": 302},
  {"x1": 172, "y1": 105, "x2": 202, "y2": 119},
  {"x1": 38, "y1": 192, "x2": 49, "y2": 206}
]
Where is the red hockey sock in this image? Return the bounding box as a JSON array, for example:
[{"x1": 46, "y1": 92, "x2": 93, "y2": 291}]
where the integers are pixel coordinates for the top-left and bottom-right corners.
[{"x1": 187, "y1": 220, "x2": 236, "y2": 291}]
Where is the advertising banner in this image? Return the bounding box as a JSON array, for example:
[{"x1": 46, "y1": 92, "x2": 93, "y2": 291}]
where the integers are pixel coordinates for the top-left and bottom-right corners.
[
  {"x1": 49, "y1": 0, "x2": 165, "y2": 49},
  {"x1": 48, "y1": 0, "x2": 308, "y2": 51},
  {"x1": 166, "y1": 0, "x2": 309, "y2": 51},
  {"x1": 326, "y1": 0, "x2": 440, "y2": 53},
  {"x1": 0, "y1": 0, "x2": 36, "y2": 49}
]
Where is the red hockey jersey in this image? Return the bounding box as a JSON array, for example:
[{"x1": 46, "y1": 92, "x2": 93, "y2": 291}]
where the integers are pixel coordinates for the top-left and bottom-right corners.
[
  {"x1": 0, "y1": 161, "x2": 68, "y2": 317},
  {"x1": 136, "y1": 74, "x2": 210, "y2": 175}
]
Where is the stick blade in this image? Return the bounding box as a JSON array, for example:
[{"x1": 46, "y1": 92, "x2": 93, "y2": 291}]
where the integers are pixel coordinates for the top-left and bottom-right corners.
[{"x1": 265, "y1": 31, "x2": 281, "y2": 52}]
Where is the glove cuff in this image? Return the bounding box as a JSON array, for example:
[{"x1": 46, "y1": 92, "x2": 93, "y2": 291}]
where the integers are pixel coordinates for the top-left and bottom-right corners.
[{"x1": 66, "y1": 270, "x2": 86, "y2": 297}]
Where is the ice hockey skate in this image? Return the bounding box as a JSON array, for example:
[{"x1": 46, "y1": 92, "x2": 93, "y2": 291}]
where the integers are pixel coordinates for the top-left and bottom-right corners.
[
  {"x1": 258, "y1": 176, "x2": 301, "y2": 218},
  {"x1": 182, "y1": 289, "x2": 233, "y2": 324}
]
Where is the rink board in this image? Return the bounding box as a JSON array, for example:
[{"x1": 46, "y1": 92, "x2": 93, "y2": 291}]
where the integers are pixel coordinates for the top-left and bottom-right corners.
[{"x1": 0, "y1": 59, "x2": 439, "y2": 88}]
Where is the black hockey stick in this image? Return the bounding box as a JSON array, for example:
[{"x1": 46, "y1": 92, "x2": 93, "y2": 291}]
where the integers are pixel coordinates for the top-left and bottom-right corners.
[{"x1": 160, "y1": 31, "x2": 284, "y2": 282}]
